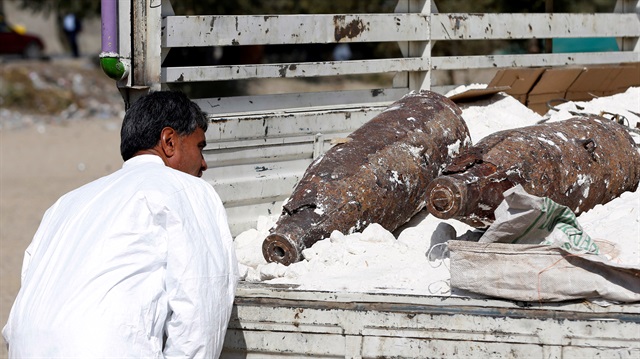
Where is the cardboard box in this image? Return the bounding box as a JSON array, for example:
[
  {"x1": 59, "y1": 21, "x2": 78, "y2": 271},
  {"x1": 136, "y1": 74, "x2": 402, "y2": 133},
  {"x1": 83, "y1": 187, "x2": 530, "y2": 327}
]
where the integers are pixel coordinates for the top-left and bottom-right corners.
[
  {"x1": 469, "y1": 63, "x2": 638, "y2": 114},
  {"x1": 526, "y1": 67, "x2": 584, "y2": 115},
  {"x1": 565, "y1": 66, "x2": 626, "y2": 101},
  {"x1": 487, "y1": 68, "x2": 545, "y2": 104},
  {"x1": 604, "y1": 63, "x2": 640, "y2": 96}
]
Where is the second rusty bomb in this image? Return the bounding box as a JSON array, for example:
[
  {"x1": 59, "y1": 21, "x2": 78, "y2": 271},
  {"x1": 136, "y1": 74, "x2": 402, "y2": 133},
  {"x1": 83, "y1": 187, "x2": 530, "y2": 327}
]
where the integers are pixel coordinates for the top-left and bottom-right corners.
[{"x1": 425, "y1": 116, "x2": 640, "y2": 227}]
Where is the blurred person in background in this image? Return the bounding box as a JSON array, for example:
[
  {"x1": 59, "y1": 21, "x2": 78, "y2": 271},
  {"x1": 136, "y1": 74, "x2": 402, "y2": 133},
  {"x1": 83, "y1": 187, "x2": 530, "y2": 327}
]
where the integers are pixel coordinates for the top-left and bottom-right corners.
[{"x1": 62, "y1": 12, "x2": 81, "y2": 57}]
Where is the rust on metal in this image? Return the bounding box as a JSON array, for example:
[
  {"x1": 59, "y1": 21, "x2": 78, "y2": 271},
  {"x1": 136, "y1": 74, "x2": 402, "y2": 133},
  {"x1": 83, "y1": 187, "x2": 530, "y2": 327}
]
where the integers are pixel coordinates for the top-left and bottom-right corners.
[
  {"x1": 334, "y1": 15, "x2": 368, "y2": 42},
  {"x1": 263, "y1": 91, "x2": 472, "y2": 265},
  {"x1": 425, "y1": 116, "x2": 640, "y2": 228}
]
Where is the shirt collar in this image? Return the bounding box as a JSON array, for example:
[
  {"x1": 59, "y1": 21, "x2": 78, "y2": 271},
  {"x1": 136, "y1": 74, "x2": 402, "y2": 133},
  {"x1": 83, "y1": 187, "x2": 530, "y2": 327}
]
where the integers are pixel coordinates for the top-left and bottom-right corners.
[{"x1": 122, "y1": 154, "x2": 165, "y2": 169}]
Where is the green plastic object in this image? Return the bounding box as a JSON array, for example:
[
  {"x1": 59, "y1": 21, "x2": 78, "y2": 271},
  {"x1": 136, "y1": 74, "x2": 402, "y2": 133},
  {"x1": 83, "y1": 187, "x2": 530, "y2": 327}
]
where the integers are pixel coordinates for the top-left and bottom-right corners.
[
  {"x1": 552, "y1": 37, "x2": 619, "y2": 53},
  {"x1": 100, "y1": 56, "x2": 127, "y2": 80}
]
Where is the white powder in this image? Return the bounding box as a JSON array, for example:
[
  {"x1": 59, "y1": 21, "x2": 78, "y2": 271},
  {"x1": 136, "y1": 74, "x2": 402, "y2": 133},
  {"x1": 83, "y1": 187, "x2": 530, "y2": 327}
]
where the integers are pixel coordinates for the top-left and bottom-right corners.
[
  {"x1": 235, "y1": 87, "x2": 640, "y2": 295},
  {"x1": 459, "y1": 94, "x2": 541, "y2": 142},
  {"x1": 445, "y1": 83, "x2": 488, "y2": 97},
  {"x1": 447, "y1": 139, "x2": 462, "y2": 157},
  {"x1": 578, "y1": 190, "x2": 640, "y2": 265}
]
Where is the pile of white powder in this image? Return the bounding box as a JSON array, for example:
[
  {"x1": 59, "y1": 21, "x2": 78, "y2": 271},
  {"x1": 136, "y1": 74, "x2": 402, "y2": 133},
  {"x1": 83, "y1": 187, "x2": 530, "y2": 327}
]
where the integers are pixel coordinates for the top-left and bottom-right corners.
[{"x1": 234, "y1": 87, "x2": 640, "y2": 295}]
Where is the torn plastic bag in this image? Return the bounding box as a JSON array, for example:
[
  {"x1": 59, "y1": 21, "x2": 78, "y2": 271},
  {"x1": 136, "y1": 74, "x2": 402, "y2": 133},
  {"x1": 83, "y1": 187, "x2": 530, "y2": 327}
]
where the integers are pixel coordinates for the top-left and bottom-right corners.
[{"x1": 479, "y1": 185, "x2": 600, "y2": 255}]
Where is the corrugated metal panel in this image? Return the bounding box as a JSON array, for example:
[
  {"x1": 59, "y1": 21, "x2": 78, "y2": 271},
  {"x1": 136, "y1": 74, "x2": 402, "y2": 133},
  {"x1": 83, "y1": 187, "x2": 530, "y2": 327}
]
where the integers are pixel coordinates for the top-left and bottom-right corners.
[
  {"x1": 162, "y1": 58, "x2": 428, "y2": 82},
  {"x1": 201, "y1": 108, "x2": 382, "y2": 234},
  {"x1": 221, "y1": 284, "x2": 640, "y2": 358},
  {"x1": 431, "y1": 13, "x2": 640, "y2": 40},
  {"x1": 206, "y1": 155, "x2": 310, "y2": 233},
  {"x1": 163, "y1": 13, "x2": 639, "y2": 48},
  {"x1": 194, "y1": 89, "x2": 405, "y2": 116},
  {"x1": 432, "y1": 51, "x2": 640, "y2": 70},
  {"x1": 231, "y1": 283, "x2": 640, "y2": 314},
  {"x1": 163, "y1": 14, "x2": 430, "y2": 47},
  {"x1": 207, "y1": 159, "x2": 308, "y2": 206}
]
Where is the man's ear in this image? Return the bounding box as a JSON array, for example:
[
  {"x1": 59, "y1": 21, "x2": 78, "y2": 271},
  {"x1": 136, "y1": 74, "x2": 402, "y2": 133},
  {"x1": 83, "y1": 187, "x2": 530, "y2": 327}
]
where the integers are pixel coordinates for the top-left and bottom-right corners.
[{"x1": 159, "y1": 127, "x2": 178, "y2": 158}]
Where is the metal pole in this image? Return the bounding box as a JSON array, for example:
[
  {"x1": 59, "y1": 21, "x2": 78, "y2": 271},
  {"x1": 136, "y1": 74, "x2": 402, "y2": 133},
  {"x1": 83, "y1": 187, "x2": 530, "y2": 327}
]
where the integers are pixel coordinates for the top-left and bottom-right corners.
[
  {"x1": 101, "y1": 0, "x2": 117, "y2": 54},
  {"x1": 99, "y1": 0, "x2": 128, "y2": 81}
]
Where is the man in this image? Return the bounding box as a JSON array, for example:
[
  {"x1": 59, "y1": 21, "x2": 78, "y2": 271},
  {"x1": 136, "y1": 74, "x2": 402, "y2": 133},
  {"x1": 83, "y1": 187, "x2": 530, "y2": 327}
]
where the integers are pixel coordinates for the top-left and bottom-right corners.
[
  {"x1": 3, "y1": 91, "x2": 239, "y2": 358},
  {"x1": 62, "y1": 12, "x2": 81, "y2": 58}
]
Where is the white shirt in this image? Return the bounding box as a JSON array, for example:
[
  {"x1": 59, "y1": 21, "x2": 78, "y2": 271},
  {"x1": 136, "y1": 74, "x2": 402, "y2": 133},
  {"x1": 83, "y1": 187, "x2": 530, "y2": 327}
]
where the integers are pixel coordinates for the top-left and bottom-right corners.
[
  {"x1": 3, "y1": 155, "x2": 239, "y2": 358},
  {"x1": 63, "y1": 14, "x2": 76, "y2": 32}
]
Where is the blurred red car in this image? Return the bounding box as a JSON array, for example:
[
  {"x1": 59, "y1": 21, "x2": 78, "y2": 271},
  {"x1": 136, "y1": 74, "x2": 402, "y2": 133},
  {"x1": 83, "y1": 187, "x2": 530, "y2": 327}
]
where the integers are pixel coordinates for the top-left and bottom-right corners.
[{"x1": 0, "y1": 14, "x2": 45, "y2": 59}]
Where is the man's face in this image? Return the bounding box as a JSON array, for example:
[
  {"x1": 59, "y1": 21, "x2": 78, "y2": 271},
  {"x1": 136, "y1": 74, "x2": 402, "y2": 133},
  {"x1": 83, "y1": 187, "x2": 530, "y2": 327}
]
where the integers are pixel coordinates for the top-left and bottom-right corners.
[{"x1": 169, "y1": 127, "x2": 208, "y2": 177}]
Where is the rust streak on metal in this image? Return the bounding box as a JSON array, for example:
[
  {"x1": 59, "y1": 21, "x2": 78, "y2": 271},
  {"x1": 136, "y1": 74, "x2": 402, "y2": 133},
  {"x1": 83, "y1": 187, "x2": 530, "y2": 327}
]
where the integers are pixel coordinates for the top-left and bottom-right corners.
[{"x1": 334, "y1": 16, "x2": 368, "y2": 42}]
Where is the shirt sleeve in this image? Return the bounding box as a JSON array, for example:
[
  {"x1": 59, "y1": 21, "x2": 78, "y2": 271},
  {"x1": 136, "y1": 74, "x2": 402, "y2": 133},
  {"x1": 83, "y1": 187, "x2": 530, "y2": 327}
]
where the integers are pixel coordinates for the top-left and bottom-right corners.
[{"x1": 162, "y1": 184, "x2": 238, "y2": 358}]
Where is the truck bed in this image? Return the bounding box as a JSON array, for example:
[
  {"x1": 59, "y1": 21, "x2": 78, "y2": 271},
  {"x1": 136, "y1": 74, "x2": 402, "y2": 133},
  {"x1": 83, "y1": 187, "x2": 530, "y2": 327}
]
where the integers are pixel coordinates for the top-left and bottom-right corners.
[{"x1": 221, "y1": 282, "x2": 640, "y2": 358}]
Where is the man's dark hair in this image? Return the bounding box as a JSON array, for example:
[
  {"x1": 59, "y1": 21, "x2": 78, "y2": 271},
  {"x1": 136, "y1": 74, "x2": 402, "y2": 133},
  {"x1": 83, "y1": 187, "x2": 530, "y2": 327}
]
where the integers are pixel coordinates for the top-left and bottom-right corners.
[{"x1": 120, "y1": 91, "x2": 208, "y2": 161}]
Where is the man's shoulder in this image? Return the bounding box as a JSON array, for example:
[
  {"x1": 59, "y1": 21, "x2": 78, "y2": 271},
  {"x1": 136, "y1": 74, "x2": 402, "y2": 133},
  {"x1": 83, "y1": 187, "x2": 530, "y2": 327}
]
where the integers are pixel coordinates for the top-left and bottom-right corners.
[
  {"x1": 131, "y1": 163, "x2": 214, "y2": 197},
  {"x1": 73, "y1": 155, "x2": 216, "y2": 201}
]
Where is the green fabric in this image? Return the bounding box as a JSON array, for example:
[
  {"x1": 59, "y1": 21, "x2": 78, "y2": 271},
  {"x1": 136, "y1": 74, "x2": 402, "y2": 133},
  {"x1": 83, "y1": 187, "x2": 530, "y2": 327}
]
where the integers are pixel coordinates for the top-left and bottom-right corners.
[{"x1": 480, "y1": 185, "x2": 599, "y2": 255}]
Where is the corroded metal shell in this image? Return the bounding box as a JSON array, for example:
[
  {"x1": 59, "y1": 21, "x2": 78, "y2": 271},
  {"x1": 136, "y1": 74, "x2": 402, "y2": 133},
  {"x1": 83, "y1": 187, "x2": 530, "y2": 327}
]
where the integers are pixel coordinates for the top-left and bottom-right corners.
[
  {"x1": 426, "y1": 116, "x2": 640, "y2": 228},
  {"x1": 263, "y1": 90, "x2": 472, "y2": 265}
]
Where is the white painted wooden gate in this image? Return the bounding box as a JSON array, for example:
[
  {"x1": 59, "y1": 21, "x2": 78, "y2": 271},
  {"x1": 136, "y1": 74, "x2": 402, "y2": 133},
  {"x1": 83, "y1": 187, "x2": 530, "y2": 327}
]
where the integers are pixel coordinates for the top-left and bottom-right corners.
[{"x1": 115, "y1": 0, "x2": 640, "y2": 235}]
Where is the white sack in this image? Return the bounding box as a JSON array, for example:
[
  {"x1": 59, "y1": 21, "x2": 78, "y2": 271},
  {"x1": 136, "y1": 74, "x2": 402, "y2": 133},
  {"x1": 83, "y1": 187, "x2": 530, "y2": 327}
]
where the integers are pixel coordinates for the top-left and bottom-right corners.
[
  {"x1": 449, "y1": 241, "x2": 640, "y2": 302},
  {"x1": 479, "y1": 185, "x2": 600, "y2": 254},
  {"x1": 449, "y1": 186, "x2": 640, "y2": 302}
]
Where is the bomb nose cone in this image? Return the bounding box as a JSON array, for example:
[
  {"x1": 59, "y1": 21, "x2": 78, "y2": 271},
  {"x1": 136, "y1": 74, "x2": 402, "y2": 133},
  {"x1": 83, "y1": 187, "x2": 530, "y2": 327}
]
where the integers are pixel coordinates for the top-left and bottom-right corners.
[
  {"x1": 426, "y1": 177, "x2": 466, "y2": 219},
  {"x1": 263, "y1": 233, "x2": 302, "y2": 266},
  {"x1": 430, "y1": 186, "x2": 455, "y2": 212}
]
